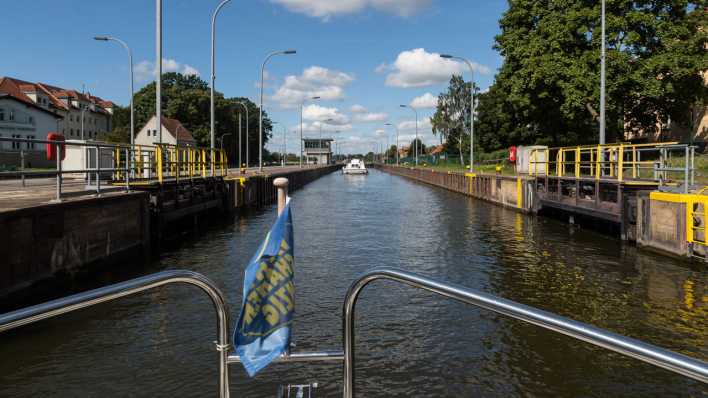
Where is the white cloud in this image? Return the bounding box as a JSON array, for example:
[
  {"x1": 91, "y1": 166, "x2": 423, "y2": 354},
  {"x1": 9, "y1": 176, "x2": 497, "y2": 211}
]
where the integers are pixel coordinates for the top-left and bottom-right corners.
[
  {"x1": 374, "y1": 63, "x2": 388, "y2": 74},
  {"x1": 348, "y1": 104, "x2": 388, "y2": 122},
  {"x1": 353, "y1": 112, "x2": 388, "y2": 123},
  {"x1": 134, "y1": 58, "x2": 200, "y2": 82},
  {"x1": 410, "y1": 92, "x2": 438, "y2": 109},
  {"x1": 397, "y1": 117, "x2": 432, "y2": 132},
  {"x1": 384, "y1": 48, "x2": 490, "y2": 88},
  {"x1": 271, "y1": 66, "x2": 354, "y2": 108},
  {"x1": 302, "y1": 104, "x2": 350, "y2": 125},
  {"x1": 301, "y1": 121, "x2": 353, "y2": 133},
  {"x1": 271, "y1": 0, "x2": 431, "y2": 20},
  {"x1": 350, "y1": 104, "x2": 368, "y2": 113}
]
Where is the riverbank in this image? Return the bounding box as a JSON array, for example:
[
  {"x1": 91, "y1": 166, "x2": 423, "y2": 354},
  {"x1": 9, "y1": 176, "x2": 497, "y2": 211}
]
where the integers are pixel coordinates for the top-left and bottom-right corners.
[{"x1": 375, "y1": 164, "x2": 707, "y2": 263}]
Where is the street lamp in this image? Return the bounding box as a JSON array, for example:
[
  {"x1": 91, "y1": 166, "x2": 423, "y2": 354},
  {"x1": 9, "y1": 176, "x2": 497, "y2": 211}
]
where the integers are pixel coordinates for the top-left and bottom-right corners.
[
  {"x1": 219, "y1": 133, "x2": 232, "y2": 150},
  {"x1": 259, "y1": 49, "x2": 296, "y2": 172},
  {"x1": 281, "y1": 125, "x2": 287, "y2": 167},
  {"x1": 599, "y1": 0, "x2": 606, "y2": 145},
  {"x1": 210, "y1": 0, "x2": 233, "y2": 158},
  {"x1": 156, "y1": 0, "x2": 162, "y2": 144},
  {"x1": 94, "y1": 36, "x2": 134, "y2": 147},
  {"x1": 399, "y1": 104, "x2": 418, "y2": 166},
  {"x1": 440, "y1": 54, "x2": 475, "y2": 172},
  {"x1": 384, "y1": 122, "x2": 399, "y2": 165},
  {"x1": 300, "y1": 96, "x2": 320, "y2": 168},
  {"x1": 234, "y1": 101, "x2": 249, "y2": 167}
]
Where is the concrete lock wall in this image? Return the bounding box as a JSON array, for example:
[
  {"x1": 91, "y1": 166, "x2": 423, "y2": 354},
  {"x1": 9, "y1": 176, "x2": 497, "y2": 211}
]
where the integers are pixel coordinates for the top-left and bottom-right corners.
[
  {"x1": 376, "y1": 165, "x2": 534, "y2": 213},
  {"x1": 637, "y1": 193, "x2": 688, "y2": 257},
  {"x1": 0, "y1": 192, "x2": 150, "y2": 298}
]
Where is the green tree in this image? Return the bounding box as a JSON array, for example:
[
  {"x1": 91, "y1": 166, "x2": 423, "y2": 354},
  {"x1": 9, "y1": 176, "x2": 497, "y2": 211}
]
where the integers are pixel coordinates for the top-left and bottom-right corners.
[
  {"x1": 408, "y1": 138, "x2": 427, "y2": 157},
  {"x1": 490, "y1": 0, "x2": 706, "y2": 146},
  {"x1": 108, "y1": 72, "x2": 272, "y2": 166},
  {"x1": 431, "y1": 75, "x2": 478, "y2": 165}
]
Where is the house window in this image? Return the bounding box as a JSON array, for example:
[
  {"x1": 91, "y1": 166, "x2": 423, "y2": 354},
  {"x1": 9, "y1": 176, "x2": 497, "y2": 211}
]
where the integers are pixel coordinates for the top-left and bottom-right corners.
[
  {"x1": 0, "y1": 108, "x2": 4, "y2": 121},
  {"x1": 70, "y1": 128, "x2": 74, "y2": 136},
  {"x1": 28, "y1": 116, "x2": 34, "y2": 125},
  {"x1": 9, "y1": 110, "x2": 14, "y2": 121},
  {"x1": 27, "y1": 135, "x2": 35, "y2": 150},
  {"x1": 12, "y1": 134, "x2": 21, "y2": 149}
]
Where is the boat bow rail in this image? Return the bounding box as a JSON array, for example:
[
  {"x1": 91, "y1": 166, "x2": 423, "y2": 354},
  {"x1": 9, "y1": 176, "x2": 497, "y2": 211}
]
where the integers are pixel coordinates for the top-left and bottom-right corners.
[{"x1": 0, "y1": 268, "x2": 706, "y2": 397}]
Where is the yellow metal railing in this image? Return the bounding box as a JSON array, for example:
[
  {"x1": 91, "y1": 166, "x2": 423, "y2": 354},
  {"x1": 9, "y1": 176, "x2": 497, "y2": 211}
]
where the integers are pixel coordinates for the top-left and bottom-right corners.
[
  {"x1": 154, "y1": 143, "x2": 228, "y2": 184},
  {"x1": 528, "y1": 142, "x2": 693, "y2": 187}
]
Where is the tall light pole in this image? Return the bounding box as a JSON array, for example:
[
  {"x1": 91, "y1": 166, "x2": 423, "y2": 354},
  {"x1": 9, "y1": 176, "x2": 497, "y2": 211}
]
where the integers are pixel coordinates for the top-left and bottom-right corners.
[
  {"x1": 234, "y1": 101, "x2": 249, "y2": 167},
  {"x1": 441, "y1": 54, "x2": 475, "y2": 172},
  {"x1": 94, "y1": 36, "x2": 134, "y2": 147},
  {"x1": 599, "y1": 0, "x2": 606, "y2": 145},
  {"x1": 259, "y1": 49, "x2": 296, "y2": 172},
  {"x1": 384, "y1": 122, "x2": 399, "y2": 165},
  {"x1": 399, "y1": 105, "x2": 418, "y2": 165},
  {"x1": 81, "y1": 106, "x2": 87, "y2": 140},
  {"x1": 210, "y1": 0, "x2": 232, "y2": 159},
  {"x1": 156, "y1": 0, "x2": 162, "y2": 144},
  {"x1": 282, "y1": 125, "x2": 287, "y2": 167},
  {"x1": 300, "y1": 96, "x2": 320, "y2": 168}
]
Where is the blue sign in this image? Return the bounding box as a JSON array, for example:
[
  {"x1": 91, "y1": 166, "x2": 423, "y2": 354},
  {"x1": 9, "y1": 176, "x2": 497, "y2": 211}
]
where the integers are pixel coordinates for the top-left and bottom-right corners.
[{"x1": 234, "y1": 201, "x2": 295, "y2": 377}]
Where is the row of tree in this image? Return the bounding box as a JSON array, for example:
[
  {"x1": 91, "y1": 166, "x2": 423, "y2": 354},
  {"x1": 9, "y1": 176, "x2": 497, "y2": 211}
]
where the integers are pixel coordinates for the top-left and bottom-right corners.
[
  {"x1": 102, "y1": 72, "x2": 273, "y2": 166},
  {"x1": 432, "y1": 1, "x2": 706, "y2": 156}
]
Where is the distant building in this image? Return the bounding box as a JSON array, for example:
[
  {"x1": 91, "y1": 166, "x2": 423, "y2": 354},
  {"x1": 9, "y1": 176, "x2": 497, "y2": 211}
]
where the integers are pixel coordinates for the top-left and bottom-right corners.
[
  {"x1": 0, "y1": 77, "x2": 114, "y2": 142},
  {"x1": 303, "y1": 138, "x2": 333, "y2": 164},
  {"x1": 135, "y1": 116, "x2": 196, "y2": 147}
]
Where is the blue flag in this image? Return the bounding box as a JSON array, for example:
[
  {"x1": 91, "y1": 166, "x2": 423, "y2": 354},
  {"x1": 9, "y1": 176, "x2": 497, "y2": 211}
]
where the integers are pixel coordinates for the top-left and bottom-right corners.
[{"x1": 234, "y1": 200, "x2": 295, "y2": 376}]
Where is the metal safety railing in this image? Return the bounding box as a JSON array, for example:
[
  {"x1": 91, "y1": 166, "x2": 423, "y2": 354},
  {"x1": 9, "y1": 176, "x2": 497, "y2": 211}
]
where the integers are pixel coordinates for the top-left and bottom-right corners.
[
  {"x1": 528, "y1": 142, "x2": 695, "y2": 192},
  {"x1": 0, "y1": 136, "x2": 228, "y2": 201},
  {"x1": 1, "y1": 267, "x2": 706, "y2": 397}
]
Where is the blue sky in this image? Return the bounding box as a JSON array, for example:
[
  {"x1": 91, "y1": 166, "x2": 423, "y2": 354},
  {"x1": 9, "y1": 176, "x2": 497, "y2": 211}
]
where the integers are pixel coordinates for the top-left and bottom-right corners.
[{"x1": 1, "y1": 0, "x2": 508, "y2": 154}]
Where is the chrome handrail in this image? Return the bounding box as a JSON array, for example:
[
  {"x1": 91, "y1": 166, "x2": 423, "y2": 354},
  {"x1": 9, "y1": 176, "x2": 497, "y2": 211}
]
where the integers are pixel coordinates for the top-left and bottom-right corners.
[
  {"x1": 0, "y1": 270, "x2": 231, "y2": 398},
  {"x1": 342, "y1": 268, "x2": 708, "y2": 398}
]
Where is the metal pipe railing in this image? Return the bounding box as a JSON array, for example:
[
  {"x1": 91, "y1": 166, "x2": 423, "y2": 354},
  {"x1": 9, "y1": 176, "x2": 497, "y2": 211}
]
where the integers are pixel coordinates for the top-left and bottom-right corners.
[
  {"x1": 0, "y1": 270, "x2": 231, "y2": 398},
  {"x1": 342, "y1": 268, "x2": 708, "y2": 398}
]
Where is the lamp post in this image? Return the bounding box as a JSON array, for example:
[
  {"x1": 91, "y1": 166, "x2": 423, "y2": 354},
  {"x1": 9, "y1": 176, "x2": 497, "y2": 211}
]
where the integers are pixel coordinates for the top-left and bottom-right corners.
[
  {"x1": 80, "y1": 106, "x2": 87, "y2": 140},
  {"x1": 282, "y1": 125, "x2": 287, "y2": 167},
  {"x1": 259, "y1": 49, "x2": 296, "y2": 172},
  {"x1": 599, "y1": 0, "x2": 606, "y2": 145},
  {"x1": 94, "y1": 36, "x2": 134, "y2": 147},
  {"x1": 210, "y1": 0, "x2": 232, "y2": 159},
  {"x1": 399, "y1": 105, "x2": 418, "y2": 165},
  {"x1": 156, "y1": 0, "x2": 162, "y2": 144},
  {"x1": 300, "y1": 96, "x2": 320, "y2": 168},
  {"x1": 219, "y1": 133, "x2": 232, "y2": 150},
  {"x1": 234, "y1": 101, "x2": 249, "y2": 167},
  {"x1": 440, "y1": 54, "x2": 475, "y2": 172},
  {"x1": 384, "y1": 122, "x2": 399, "y2": 165}
]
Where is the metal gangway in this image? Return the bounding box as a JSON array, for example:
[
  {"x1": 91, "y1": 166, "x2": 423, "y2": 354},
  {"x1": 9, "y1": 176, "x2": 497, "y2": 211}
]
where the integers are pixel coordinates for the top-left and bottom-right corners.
[{"x1": 0, "y1": 268, "x2": 706, "y2": 397}]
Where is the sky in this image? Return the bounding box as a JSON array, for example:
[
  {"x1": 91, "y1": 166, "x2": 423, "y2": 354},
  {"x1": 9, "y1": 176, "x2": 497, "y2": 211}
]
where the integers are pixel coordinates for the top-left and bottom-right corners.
[{"x1": 1, "y1": 0, "x2": 508, "y2": 154}]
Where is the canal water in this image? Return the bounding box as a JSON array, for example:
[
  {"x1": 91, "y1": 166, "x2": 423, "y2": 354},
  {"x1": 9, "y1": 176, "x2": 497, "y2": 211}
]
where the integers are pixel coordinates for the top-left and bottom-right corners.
[{"x1": 0, "y1": 170, "x2": 706, "y2": 397}]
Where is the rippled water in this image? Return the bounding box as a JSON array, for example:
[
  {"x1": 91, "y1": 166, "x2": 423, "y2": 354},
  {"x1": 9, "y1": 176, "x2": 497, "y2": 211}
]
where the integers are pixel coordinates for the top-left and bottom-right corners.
[{"x1": 1, "y1": 170, "x2": 706, "y2": 397}]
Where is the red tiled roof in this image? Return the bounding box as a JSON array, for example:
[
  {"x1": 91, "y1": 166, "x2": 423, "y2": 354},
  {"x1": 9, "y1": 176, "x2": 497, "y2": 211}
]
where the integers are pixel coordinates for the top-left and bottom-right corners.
[
  {"x1": 430, "y1": 145, "x2": 445, "y2": 155},
  {"x1": 161, "y1": 117, "x2": 196, "y2": 142},
  {"x1": 0, "y1": 77, "x2": 36, "y2": 106},
  {"x1": 0, "y1": 93, "x2": 64, "y2": 118},
  {"x1": 0, "y1": 76, "x2": 114, "y2": 114}
]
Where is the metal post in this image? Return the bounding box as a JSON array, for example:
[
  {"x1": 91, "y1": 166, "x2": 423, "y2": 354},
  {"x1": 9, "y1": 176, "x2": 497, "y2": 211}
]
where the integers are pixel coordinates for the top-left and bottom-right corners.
[
  {"x1": 211, "y1": 0, "x2": 233, "y2": 170},
  {"x1": 156, "y1": 0, "x2": 163, "y2": 144},
  {"x1": 599, "y1": 0, "x2": 606, "y2": 145},
  {"x1": 53, "y1": 143, "x2": 62, "y2": 202},
  {"x1": 238, "y1": 115, "x2": 242, "y2": 168},
  {"x1": 20, "y1": 149, "x2": 25, "y2": 187},
  {"x1": 274, "y1": 177, "x2": 288, "y2": 215},
  {"x1": 260, "y1": 50, "x2": 297, "y2": 172},
  {"x1": 124, "y1": 147, "x2": 130, "y2": 192},
  {"x1": 282, "y1": 126, "x2": 286, "y2": 167},
  {"x1": 81, "y1": 107, "x2": 86, "y2": 141},
  {"x1": 96, "y1": 146, "x2": 102, "y2": 195}
]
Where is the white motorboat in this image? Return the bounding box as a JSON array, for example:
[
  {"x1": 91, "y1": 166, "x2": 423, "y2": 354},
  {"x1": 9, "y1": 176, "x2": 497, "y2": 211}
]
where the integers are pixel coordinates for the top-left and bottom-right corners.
[{"x1": 342, "y1": 158, "x2": 368, "y2": 175}]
